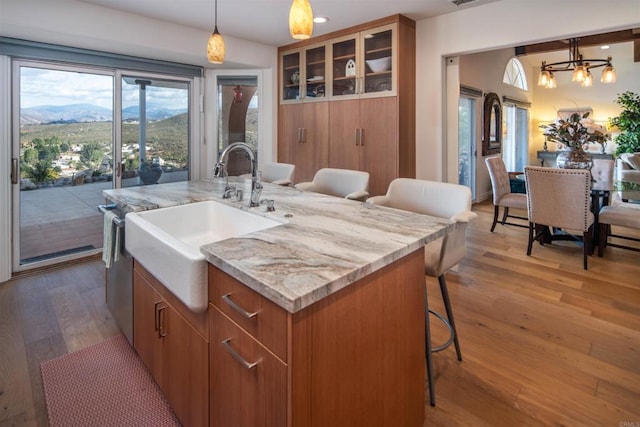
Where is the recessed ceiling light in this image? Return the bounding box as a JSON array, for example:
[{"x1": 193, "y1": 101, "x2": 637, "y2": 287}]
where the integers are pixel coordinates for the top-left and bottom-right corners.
[
  {"x1": 601, "y1": 45, "x2": 611, "y2": 50},
  {"x1": 313, "y1": 16, "x2": 329, "y2": 24}
]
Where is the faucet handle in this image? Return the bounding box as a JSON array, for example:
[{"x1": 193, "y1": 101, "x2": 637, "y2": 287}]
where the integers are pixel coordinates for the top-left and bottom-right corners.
[
  {"x1": 261, "y1": 199, "x2": 275, "y2": 212},
  {"x1": 223, "y1": 185, "x2": 236, "y2": 199}
]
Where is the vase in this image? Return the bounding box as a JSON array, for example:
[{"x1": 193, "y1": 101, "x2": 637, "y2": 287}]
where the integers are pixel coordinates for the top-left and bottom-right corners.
[
  {"x1": 556, "y1": 147, "x2": 593, "y2": 169},
  {"x1": 138, "y1": 163, "x2": 163, "y2": 185}
]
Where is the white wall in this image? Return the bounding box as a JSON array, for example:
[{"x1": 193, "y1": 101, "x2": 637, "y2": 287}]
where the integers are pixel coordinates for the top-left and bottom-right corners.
[{"x1": 416, "y1": 0, "x2": 640, "y2": 182}]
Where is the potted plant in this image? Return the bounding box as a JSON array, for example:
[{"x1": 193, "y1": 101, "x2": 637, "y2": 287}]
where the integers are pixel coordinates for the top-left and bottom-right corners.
[
  {"x1": 540, "y1": 111, "x2": 608, "y2": 169},
  {"x1": 610, "y1": 91, "x2": 640, "y2": 156}
]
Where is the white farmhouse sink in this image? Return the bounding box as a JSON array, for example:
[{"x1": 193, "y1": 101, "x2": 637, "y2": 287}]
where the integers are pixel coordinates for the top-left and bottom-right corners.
[{"x1": 125, "y1": 201, "x2": 283, "y2": 312}]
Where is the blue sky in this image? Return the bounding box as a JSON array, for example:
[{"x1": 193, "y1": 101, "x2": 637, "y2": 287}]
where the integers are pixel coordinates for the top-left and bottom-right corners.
[{"x1": 20, "y1": 67, "x2": 189, "y2": 110}]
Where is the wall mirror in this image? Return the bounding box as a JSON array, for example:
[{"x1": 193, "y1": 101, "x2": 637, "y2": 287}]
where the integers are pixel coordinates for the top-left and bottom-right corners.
[{"x1": 483, "y1": 92, "x2": 502, "y2": 156}]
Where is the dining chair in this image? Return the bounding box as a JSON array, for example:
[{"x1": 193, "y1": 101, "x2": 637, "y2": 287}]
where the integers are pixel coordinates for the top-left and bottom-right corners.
[
  {"x1": 591, "y1": 159, "x2": 615, "y2": 207},
  {"x1": 598, "y1": 192, "x2": 640, "y2": 256},
  {"x1": 524, "y1": 166, "x2": 594, "y2": 270},
  {"x1": 485, "y1": 157, "x2": 528, "y2": 232},
  {"x1": 367, "y1": 178, "x2": 477, "y2": 406},
  {"x1": 295, "y1": 168, "x2": 370, "y2": 201}
]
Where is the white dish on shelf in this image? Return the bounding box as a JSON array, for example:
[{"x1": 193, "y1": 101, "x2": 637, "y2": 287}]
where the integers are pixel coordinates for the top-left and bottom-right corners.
[
  {"x1": 307, "y1": 76, "x2": 324, "y2": 82},
  {"x1": 366, "y1": 57, "x2": 391, "y2": 73}
]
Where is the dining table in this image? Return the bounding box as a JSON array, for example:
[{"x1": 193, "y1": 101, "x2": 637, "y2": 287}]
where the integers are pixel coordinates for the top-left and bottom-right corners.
[{"x1": 514, "y1": 173, "x2": 640, "y2": 246}]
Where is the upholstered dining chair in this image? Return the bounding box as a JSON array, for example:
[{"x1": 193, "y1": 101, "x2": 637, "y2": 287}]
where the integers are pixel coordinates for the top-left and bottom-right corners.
[
  {"x1": 590, "y1": 159, "x2": 615, "y2": 207},
  {"x1": 295, "y1": 168, "x2": 370, "y2": 201},
  {"x1": 524, "y1": 166, "x2": 594, "y2": 270},
  {"x1": 485, "y1": 157, "x2": 528, "y2": 232},
  {"x1": 598, "y1": 192, "x2": 640, "y2": 256},
  {"x1": 367, "y1": 178, "x2": 477, "y2": 406}
]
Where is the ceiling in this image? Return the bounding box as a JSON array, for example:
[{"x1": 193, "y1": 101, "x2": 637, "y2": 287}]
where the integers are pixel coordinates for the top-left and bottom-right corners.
[{"x1": 78, "y1": 0, "x2": 500, "y2": 47}]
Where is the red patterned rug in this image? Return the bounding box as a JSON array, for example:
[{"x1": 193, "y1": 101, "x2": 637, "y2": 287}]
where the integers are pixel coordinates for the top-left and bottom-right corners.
[{"x1": 41, "y1": 334, "x2": 181, "y2": 426}]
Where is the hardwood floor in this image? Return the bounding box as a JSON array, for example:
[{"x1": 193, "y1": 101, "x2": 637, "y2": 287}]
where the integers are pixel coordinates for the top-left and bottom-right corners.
[
  {"x1": 425, "y1": 201, "x2": 640, "y2": 426},
  {"x1": 0, "y1": 261, "x2": 119, "y2": 426},
  {"x1": 0, "y1": 200, "x2": 638, "y2": 426}
]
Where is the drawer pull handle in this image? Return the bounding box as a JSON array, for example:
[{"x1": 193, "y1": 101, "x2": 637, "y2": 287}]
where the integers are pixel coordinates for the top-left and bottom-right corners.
[
  {"x1": 222, "y1": 294, "x2": 258, "y2": 319},
  {"x1": 222, "y1": 338, "x2": 259, "y2": 369}
]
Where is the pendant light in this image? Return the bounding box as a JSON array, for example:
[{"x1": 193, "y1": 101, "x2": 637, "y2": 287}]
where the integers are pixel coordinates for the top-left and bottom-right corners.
[
  {"x1": 289, "y1": 0, "x2": 314, "y2": 40},
  {"x1": 207, "y1": 0, "x2": 225, "y2": 64}
]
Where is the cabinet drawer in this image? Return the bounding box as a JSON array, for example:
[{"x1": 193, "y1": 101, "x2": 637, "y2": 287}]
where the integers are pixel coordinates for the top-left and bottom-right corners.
[
  {"x1": 210, "y1": 305, "x2": 287, "y2": 427},
  {"x1": 209, "y1": 265, "x2": 288, "y2": 362}
]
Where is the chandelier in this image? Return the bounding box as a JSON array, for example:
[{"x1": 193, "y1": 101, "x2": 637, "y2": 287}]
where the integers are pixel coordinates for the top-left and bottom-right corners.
[{"x1": 537, "y1": 38, "x2": 616, "y2": 88}]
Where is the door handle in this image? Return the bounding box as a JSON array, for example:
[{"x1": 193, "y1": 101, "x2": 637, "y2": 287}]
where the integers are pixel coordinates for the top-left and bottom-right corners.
[
  {"x1": 11, "y1": 158, "x2": 18, "y2": 184},
  {"x1": 359, "y1": 129, "x2": 365, "y2": 146},
  {"x1": 155, "y1": 301, "x2": 167, "y2": 337},
  {"x1": 301, "y1": 128, "x2": 306, "y2": 143},
  {"x1": 354, "y1": 129, "x2": 359, "y2": 146}
]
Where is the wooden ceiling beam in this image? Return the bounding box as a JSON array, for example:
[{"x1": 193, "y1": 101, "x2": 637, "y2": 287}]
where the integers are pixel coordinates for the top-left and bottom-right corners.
[{"x1": 515, "y1": 28, "x2": 640, "y2": 56}]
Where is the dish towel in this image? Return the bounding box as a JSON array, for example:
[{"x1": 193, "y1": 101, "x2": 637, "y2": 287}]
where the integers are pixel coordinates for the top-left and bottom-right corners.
[{"x1": 102, "y1": 211, "x2": 118, "y2": 269}]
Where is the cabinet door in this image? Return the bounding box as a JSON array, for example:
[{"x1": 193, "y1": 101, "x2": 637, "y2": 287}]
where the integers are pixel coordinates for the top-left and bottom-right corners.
[
  {"x1": 278, "y1": 103, "x2": 303, "y2": 169},
  {"x1": 133, "y1": 268, "x2": 162, "y2": 375},
  {"x1": 304, "y1": 44, "x2": 327, "y2": 101},
  {"x1": 133, "y1": 266, "x2": 208, "y2": 427},
  {"x1": 160, "y1": 306, "x2": 209, "y2": 427},
  {"x1": 281, "y1": 50, "x2": 301, "y2": 102},
  {"x1": 328, "y1": 99, "x2": 361, "y2": 171},
  {"x1": 278, "y1": 103, "x2": 328, "y2": 183},
  {"x1": 361, "y1": 24, "x2": 396, "y2": 98},
  {"x1": 210, "y1": 305, "x2": 287, "y2": 427},
  {"x1": 360, "y1": 97, "x2": 398, "y2": 196},
  {"x1": 330, "y1": 35, "x2": 358, "y2": 100}
]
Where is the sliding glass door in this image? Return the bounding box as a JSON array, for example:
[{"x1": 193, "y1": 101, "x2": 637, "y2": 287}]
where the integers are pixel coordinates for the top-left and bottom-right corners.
[
  {"x1": 15, "y1": 63, "x2": 114, "y2": 266},
  {"x1": 13, "y1": 62, "x2": 193, "y2": 271},
  {"x1": 458, "y1": 95, "x2": 479, "y2": 200},
  {"x1": 119, "y1": 75, "x2": 190, "y2": 187}
]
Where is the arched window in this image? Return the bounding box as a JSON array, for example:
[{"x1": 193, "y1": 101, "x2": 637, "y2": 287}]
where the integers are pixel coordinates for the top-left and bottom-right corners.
[{"x1": 503, "y1": 57, "x2": 528, "y2": 91}]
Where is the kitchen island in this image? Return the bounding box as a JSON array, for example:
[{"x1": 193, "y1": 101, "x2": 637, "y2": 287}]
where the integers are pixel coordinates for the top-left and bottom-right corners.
[{"x1": 104, "y1": 178, "x2": 456, "y2": 426}]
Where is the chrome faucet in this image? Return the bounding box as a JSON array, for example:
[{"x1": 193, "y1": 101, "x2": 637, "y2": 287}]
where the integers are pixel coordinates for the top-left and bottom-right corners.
[{"x1": 213, "y1": 142, "x2": 261, "y2": 207}]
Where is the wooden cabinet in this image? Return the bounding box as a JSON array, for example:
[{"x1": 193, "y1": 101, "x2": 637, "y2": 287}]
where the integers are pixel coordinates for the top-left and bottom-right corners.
[
  {"x1": 278, "y1": 15, "x2": 415, "y2": 192},
  {"x1": 209, "y1": 305, "x2": 287, "y2": 427},
  {"x1": 133, "y1": 262, "x2": 209, "y2": 427},
  {"x1": 329, "y1": 97, "x2": 399, "y2": 196},
  {"x1": 207, "y1": 248, "x2": 425, "y2": 426},
  {"x1": 208, "y1": 265, "x2": 288, "y2": 427},
  {"x1": 278, "y1": 102, "x2": 329, "y2": 183}
]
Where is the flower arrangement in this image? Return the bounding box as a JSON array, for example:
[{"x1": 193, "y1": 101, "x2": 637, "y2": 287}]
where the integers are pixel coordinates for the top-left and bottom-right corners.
[{"x1": 540, "y1": 112, "x2": 610, "y2": 150}]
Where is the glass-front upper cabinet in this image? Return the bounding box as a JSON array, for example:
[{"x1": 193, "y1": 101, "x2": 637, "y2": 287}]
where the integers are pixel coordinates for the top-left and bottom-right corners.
[
  {"x1": 280, "y1": 44, "x2": 327, "y2": 103},
  {"x1": 330, "y1": 24, "x2": 397, "y2": 100},
  {"x1": 281, "y1": 50, "x2": 301, "y2": 102}
]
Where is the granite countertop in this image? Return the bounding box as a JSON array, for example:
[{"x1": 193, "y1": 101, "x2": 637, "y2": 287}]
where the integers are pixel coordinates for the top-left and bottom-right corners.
[{"x1": 104, "y1": 178, "x2": 456, "y2": 313}]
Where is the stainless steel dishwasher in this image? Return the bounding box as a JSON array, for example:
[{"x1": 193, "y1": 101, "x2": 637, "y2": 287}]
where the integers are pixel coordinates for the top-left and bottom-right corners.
[{"x1": 98, "y1": 203, "x2": 133, "y2": 344}]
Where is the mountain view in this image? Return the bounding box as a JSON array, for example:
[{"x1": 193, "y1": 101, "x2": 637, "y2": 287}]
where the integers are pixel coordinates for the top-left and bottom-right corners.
[
  {"x1": 20, "y1": 103, "x2": 188, "y2": 125},
  {"x1": 19, "y1": 104, "x2": 189, "y2": 189}
]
